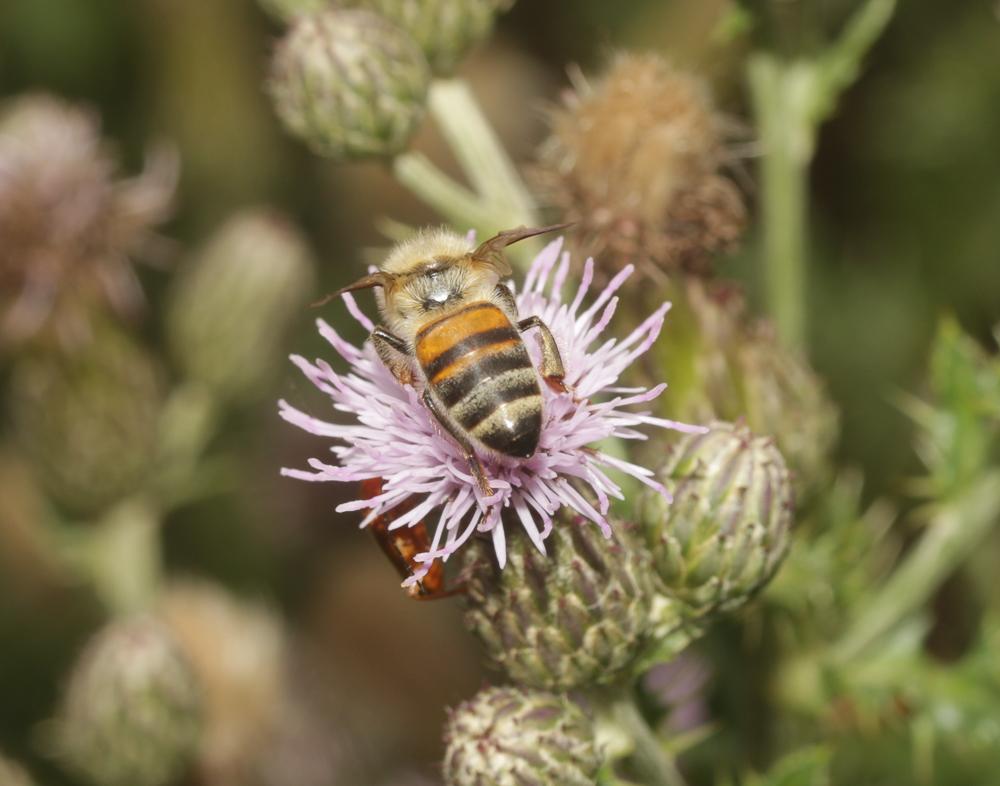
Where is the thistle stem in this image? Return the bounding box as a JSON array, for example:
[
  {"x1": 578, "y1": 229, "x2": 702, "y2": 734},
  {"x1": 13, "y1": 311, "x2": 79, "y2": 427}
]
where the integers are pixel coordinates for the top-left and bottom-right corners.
[
  {"x1": 392, "y1": 151, "x2": 501, "y2": 234},
  {"x1": 748, "y1": 55, "x2": 811, "y2": 351},
  {"x1": 57, "y1": 497, "x2": 163, "y2": 616},
  {"x1": 427, "y1": 78, "x2": 537, "y2": 225},
  {"x1": 611, "y1": 696, "x2": 687, "y2": 786},
  {"x1": 747, "y1": 0, "x2": 896, "y2": 350},
  {"x1": 834, "y1": 470, "x2": 1000, "y2": 662},
  {"x1": 392, "y1": 77, "x2": 540, "y2": 269}
]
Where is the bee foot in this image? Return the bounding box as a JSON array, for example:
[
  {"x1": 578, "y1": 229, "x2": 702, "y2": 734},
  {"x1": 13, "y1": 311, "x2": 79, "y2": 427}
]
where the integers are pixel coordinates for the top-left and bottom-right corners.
[{"x1": 545, "y1": 376, "x2": 569, "y2": 395}]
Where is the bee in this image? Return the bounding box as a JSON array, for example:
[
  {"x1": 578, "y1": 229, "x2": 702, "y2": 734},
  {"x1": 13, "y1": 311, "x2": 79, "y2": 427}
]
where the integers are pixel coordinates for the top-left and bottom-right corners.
[
  {"x1": 317, "y1": 225, "x2": 569, "y2": 496},
  {"x1": 360, "y1": 477, "x2": 463, "y2": 600}
]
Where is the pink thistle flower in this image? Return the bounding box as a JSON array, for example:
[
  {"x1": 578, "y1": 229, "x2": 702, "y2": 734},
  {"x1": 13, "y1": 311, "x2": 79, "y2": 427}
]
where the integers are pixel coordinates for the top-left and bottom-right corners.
[{"x1": 279, "y1": 237, "x2": 702, "y2": 585}]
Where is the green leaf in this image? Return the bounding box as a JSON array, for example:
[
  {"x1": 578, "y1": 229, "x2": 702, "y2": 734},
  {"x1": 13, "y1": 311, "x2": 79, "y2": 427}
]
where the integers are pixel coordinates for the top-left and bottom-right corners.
[{"x1": 746, "y1": 746, "x2": 831, "y2": 786}]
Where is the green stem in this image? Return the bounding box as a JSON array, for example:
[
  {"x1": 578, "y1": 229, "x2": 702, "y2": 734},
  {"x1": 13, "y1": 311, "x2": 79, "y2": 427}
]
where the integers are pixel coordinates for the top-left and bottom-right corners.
[
  {"x1": 611, "y1": 696, "x2": 687, "y2": 786},
  {"x1": 748, "y1": 55, "x2": 812, "y2": 351},
  {"x1": 57, "y1": 497, "x2": 164, "y2": 616},
  {"x1": 392, "y1": 77, "x2": 540, "y2": 269},
  {"x1": 834, "y1": 470, "x2": 1000, "y2": 663},
  {"x1": 392, "y1": 151, "x2": 500, "y2": 234},
  {"x1": 427, "y1": 79, "x2": 537, "y2": 223},
  {"x1": 154, "y1": 382, "x2": 221, "y2": 509},
  {"x1": 747, "y1": 0, "x2": 895, "y2": 350}
]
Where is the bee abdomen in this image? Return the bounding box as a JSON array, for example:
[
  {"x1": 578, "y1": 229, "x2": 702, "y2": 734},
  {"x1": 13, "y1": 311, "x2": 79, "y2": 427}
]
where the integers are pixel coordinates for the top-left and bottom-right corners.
[{"x1": 416, "y1": 302, "x2": 543, "y2": 459}]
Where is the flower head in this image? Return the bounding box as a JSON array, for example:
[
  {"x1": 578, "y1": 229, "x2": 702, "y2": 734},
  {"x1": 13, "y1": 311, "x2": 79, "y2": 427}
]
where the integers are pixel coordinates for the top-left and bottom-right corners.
[
  {"x1": 0, "y1": 94, "x2": 176, "y2": 348},
  {"x1": 267, "y1": 9, "x2": 430, "y2": 160},
  {"x1": 49, "y1": 616, "x2": 202, "y2": 786},
  {"x1": 280, "y1": 237, "x2": 700, "y2": 583},
  {"x1": 536, "y1": 54, "x2": 746, "y2": 281},
  {"x1": 442, "y1": 686, "x2": 601, "y2": 786}
]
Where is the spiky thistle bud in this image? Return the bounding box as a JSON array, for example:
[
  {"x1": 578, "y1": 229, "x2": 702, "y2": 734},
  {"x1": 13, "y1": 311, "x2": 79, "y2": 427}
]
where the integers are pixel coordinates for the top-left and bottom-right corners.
[
  {"x1": 0, "y1": 94, "x2": 175, "y2": 348},
  {"x1": 463, "y1": 517, "x2": 683, "y2": 691},
  {"x1": 9, "y1": 324, "x2": 162, "y2": 515},
  {"x1": 268, "y1": 9, "x2": 431, "y2": 160},
  {"x1": 49, "y1": 617, "x2": 201, "y2": 786},
  {"x1": 331, "y1": 0, "x2": 512, "y2": 74},
  {"x1": 657, "y1": 280, "x2": 838, "y2": 495},
  {"x1": 0, "y1": 753, "x2": 35, "y2": 786},
  {"x1": 159, "y1": 579, "x2": 285, "y2": 784},
  {"x1": 536, "y1": 53, "x2": 745, "y2": 280},
  {"x1": 443, "y1": 687, "x2": 601, "y2": 786},
  {"x1": 640, "y1": 422, "x2": 793, "y2": 616},
  {"x1": 166, "y1": 209, "x2": 314, "y2": 403}
]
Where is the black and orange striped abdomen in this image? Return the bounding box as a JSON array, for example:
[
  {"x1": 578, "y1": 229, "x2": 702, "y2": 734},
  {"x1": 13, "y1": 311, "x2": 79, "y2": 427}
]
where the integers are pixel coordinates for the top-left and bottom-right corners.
[{"x1": 415, "y1": 302, "x2": 542, "y2": 458}]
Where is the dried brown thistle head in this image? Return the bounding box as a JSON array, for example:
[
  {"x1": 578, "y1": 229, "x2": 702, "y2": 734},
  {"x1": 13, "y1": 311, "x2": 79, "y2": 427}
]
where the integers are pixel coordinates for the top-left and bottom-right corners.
[
  {"x1": 535, "y1": 53, "x2": 747, "y2": 283},
  {"x1": 0, "y1": 94, "x2": 177, "y2": 349}
]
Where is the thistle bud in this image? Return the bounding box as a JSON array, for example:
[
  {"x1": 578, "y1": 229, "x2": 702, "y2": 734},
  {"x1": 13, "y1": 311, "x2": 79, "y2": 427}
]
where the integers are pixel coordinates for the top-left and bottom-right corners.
[
  {"x1": 333, "y1": 0, "x2": 512, "y2": 74},
  {"x1": 737, "y1": 326, "x2": 839, "y2": 494},
  {"x1": 9, "y1": 325, "x2": 162, "y2": 515},
  {"x1": 536, "y1": 53, "x2": 745, "y2": 280},
  {"x1": 158, "y1": 579, "x2": 285, "y2": 784},
  {"x1": 0, "y1": 753, "x2": 35, "y2": 786},
  {"x1": 442, "y1": 687, "x2": 601, "y2": 786},
  {"x1": 50, "y1": 617, "x2": 201, "y2": 786},
  {"x1": 268, "y1": 9, "x2": 430, "y2": 160},
  {"x1": 659, "y1": 280, "x2": 838, "y2": 496},
  {"x1": 0, "y1": 94, "x2": 175, "y2": 348},
  {"x1": 640, "y1": 422, "x2": 793, "y2": 616},
  {"x1": 257, "y1": 0, "x2": 327, "y2": 23},
  {"x1": 166, "y1": 209, "x2": 314, "y2": 403},
  {"x1": 463, "y1": 517, "x2": 679, "y2": 691}
]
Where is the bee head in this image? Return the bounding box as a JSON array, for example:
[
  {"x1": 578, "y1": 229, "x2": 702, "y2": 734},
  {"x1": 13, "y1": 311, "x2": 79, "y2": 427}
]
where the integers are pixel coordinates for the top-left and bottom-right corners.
[{"x1": 314, "y1": 224, "x2": 572, "y2": 338}]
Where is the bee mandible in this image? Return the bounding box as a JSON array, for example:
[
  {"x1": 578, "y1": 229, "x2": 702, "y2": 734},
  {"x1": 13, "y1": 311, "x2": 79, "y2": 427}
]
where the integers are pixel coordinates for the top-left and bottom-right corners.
[{"x1": 316, "y1": 225, "x2": 570, "y2": 497}]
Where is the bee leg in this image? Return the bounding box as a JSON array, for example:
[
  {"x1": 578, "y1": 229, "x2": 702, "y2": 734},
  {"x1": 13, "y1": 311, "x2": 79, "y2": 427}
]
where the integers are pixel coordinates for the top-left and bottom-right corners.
[
  {"x1": 372, "y1": 327, "x2": 415, "y2": 386},
  {"x1": 518, "y1": 316, "x2": 569, "y2": 394},
  {"x1": 421, "y1": 389, "x2": 495, "y2": 497}
]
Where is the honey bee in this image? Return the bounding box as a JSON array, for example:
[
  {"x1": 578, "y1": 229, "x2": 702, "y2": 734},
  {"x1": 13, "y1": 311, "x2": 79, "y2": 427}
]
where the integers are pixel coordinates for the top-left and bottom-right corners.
[{"x1": 318, "y1": 225, "x2": 569, "y2": 496}]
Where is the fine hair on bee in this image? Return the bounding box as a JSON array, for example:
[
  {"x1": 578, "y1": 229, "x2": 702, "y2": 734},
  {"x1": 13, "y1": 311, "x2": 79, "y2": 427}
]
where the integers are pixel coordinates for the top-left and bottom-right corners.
[{"x1": 316, "y1": 224, "x2": 572, "y2": 498}]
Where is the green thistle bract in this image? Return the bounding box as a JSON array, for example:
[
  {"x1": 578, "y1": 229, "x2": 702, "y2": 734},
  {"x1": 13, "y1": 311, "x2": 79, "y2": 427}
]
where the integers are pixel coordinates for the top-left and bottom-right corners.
[
  {"x1": 332, "y1": 0, "x2": 512, "y2": 74},
  {"x1": 443, "y1": 686, "x2": 601, "y2": 786},
  {"x1": 267, "y1": 8, "x2": 431, "y2": 160},
  {"x1": 640, "y1": 421, "x2": 794, "y2": 616},
  {"x1": 50, "y1": 617, "x2": 202, "y2": 786},
  {"x1": 166, "y1": 208, "x2": 314, "y2": 403},
  {"x1": 463, "y1": 516, "x2": 678, "y2": 691},
  {"x1": 9, "y1": 324, "x2": 161, "y2": 515}
]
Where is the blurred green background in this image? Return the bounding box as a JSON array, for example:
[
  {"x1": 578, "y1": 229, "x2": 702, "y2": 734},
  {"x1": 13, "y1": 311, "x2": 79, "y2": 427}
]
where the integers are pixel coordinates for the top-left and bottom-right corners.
[{"x1": 1, "y1": 0, "x2": 998, "y2": 784}]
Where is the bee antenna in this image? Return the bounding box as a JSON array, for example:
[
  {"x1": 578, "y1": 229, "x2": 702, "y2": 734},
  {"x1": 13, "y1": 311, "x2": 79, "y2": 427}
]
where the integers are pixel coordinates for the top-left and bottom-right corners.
[
  {"x1": 473, "y1": 223, "x2": 574, "y2": 275},
  {"x1": 310, "y1": 272, "x2": 393, "y2": 309}
]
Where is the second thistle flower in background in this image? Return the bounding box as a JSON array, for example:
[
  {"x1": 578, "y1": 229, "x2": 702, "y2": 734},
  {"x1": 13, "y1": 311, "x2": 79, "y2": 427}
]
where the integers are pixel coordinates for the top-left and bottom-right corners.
[
  {"x1": 0, "y1": 94, "x2": 175, "y2": 348},
  {"x1": 536, "y1": 53, "x2": 746, "y2": 281}
]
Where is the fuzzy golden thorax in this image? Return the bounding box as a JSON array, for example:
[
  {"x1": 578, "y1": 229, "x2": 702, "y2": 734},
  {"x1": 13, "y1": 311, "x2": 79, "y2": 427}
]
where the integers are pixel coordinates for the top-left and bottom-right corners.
[{"x1": 376, "y1": 256, "x2": 503, "y2": 342}]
